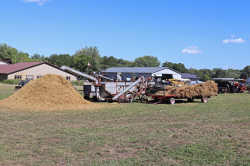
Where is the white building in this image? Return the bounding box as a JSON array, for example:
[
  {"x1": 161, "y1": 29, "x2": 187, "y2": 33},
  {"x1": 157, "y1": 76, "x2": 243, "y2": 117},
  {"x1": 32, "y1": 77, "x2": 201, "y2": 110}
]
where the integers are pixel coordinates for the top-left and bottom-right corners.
[
  {"x1": 102, "y1": 67, "x2": 182, "y2": 81},
  {"x1": 0, "y1": 61, "x2": 8, "y2": 65}
]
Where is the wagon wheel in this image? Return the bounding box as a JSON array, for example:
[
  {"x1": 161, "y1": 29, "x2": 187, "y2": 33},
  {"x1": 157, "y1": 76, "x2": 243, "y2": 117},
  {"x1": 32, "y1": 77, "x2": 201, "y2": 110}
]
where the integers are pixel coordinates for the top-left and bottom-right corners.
[
  {"x1": 118, "y1": 97, "x2": 122, "y2": 103},
  {"x1": 169, "y1": 98, "x2": 175, "y2": 105},
  {"x1": 126, "y1": 92, "x2": 136, "y2": 103},
  {"x1": 201, "y1": 97, "x2": 208, "y2": 103},
  {"x1": 187, "y1": 98, "x2": 194, "y2": 102},
  {"x1": 139, "y1": 94, "x2": 149, "y2": 103},
  {"x1": 128, "y1": 94, "x2": 135, "y2": 103}
]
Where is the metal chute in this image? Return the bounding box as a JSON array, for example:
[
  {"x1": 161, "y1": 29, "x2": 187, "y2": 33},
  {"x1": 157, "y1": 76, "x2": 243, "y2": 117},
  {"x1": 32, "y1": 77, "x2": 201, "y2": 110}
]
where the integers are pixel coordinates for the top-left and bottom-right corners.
[{"x1": 61, "y1": 66, "x2": 98, "y2": 82}]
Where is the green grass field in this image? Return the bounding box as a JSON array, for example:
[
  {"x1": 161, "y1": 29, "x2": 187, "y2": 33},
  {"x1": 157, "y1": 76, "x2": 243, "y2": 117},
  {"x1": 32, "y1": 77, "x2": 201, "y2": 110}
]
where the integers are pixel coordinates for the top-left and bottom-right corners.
[{"x1": 0, "y1": 84, "x2": 250, "y2": 166}]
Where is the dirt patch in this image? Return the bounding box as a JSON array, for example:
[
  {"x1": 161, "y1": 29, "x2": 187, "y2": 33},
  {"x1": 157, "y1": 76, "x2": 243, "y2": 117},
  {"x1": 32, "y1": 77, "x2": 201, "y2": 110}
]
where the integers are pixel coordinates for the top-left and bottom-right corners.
[{"x1": 0, "y1": 74, "x2": 102, "y2": 111}]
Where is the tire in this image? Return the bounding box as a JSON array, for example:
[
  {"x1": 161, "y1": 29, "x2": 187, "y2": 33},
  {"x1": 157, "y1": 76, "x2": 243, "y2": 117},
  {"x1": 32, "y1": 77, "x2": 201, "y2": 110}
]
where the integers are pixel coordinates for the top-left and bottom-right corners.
[
  {"x1": 170, "y1": 98, "x2": 175, "y2": 105},
  {"x1": 140, "y1": 95, "x2": 148, "y2": 103},
  {"x1": 201, "y1": 97, "x2": 208, "y2": 103},
  {"x1": 129, "y1": 97, "x2": 134, "y2": 103},
  {"x1": 187, "y1": 98, "x2": 194, "y2": 102},
  {"x1": 233, "y1": 88, "x2": 239, "y2": 93}
]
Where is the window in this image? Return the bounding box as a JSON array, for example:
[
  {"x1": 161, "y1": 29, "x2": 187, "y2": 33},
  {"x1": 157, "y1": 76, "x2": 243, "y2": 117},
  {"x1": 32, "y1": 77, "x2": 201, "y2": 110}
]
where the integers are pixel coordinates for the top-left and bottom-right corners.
[
  {"x1": 14, "y1": 75, "x2": 22, "y2": 80},
  {"x1": 66, "y1": 76, "x2": 71, "y2": 80},
  {"x1": 26, "y1": 75, "x2": 34, "y2": 80}
]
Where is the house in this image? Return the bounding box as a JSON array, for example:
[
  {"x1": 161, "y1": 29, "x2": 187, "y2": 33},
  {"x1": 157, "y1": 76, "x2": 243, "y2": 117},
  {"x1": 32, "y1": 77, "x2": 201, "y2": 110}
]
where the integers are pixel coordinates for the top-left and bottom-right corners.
[
  {"x1": 0, "y1": 62, "x2": 77, "y2": 81},
  {"x1": 102, "y1": 67, "x2": 182, "y2": 81},
  {"x1": 0, "y1": 58, "x2": 12, "y2": 65},
  {"x1": 0, "y1": 61, "x2": 7, "y2": 65},
  {"x1": 181, "y1": 73, "x2": 200, "y2": 81}
]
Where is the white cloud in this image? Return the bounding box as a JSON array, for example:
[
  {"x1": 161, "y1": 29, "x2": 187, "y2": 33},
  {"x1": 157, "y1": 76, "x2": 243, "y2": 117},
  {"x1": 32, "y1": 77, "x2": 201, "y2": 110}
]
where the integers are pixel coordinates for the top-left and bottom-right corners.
[
  {"x1": 23, "y1": 0, "x2": 49, "y2": 5},
  {"x1": 181, "y1": 46, "x2": 202, "y2": 55},
  {"x1": 222, "y1": 37, "x2": 245, "y2": 44}
]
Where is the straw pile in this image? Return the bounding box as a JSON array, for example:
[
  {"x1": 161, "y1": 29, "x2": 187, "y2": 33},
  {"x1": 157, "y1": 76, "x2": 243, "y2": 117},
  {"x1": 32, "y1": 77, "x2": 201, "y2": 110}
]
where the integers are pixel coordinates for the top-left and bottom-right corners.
[
  {"x1": 155, "y1": 81, "x2": 218, "y2": 98},
  {"x1": 0, "y1": 74, "x2": 99, "y2": 111}
]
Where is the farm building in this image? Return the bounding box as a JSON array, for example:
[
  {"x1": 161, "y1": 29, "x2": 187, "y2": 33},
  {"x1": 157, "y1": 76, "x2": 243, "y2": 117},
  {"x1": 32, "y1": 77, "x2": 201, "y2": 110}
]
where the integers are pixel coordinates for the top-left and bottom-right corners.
[
  {"x1": 102, "y1": 67, "x2": 182, "y2": 81},
  {"x1": 181, "y1": 73, "x2": 200, "y2": 81},
  {"x1": 0, "y1": 62, "x2": 77, "y2": 81},
  {"x1": 0, "y1": 61, "x2": 8, "y2": 65},
  {"x1": 0, "y1": 58, "x2": 12, "y2": 65}
]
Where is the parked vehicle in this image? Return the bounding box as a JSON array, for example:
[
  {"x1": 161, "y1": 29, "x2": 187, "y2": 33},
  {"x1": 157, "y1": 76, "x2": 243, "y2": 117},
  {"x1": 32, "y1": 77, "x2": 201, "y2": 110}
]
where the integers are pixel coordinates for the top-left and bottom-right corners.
[
  {"x1": 213, "y1": 78, "x2": 247, "y2": 93},
  {"x1": 15, "y1": 79, "x2": 31, "y2": 89}
]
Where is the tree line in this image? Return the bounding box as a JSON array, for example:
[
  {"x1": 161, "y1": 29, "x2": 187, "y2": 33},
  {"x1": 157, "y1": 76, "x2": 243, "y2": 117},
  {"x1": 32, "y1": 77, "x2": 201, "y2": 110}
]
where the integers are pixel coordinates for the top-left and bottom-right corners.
[{"x1": 0, "y1": 44, "x2": 249, "y2": 81}]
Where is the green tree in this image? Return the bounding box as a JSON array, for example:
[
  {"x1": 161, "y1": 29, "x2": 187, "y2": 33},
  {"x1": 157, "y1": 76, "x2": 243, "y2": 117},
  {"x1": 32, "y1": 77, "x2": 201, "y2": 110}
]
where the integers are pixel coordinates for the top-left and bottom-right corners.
[
  {"x1": 240, "y1": 66, "x2": 250, "y2": 79},
  {"x1": 133, "y1": 56, "x2": 160, "y2": 67},
  {"x1": 15, "y1": 52, "x2": 31, "y2": 62},
  {"x1": 212, "y1": 68, "x2": 226, "y2": 78},
  {"x1": 73, "y1": 46, "x2": 101, "y2": 72},
  {"x1": 198, "y1": 69, "x2": 212, "y2": 81},
  {"x1": 162, "y1": 61, "x2": 188, "y2": 73},
  {"x1": 0, "y1": 44, "x2": 34, "y2": 63},
  {"x1": 48, "y1": 54, "x2": 73, "y2": 67},
  {"x1": 100, "y1": 56, "x2": 133, "y2": 69},
  {"x1": 188, "y1": 69, "x2": 212, "y2": 81},
  {"x1": 0, "y1": 44, "x2": 20, "y2": 63},
  {"x1": 73, "y1": 53, "x2": 91, "y2": 72},
  {"x1": 31, "y1": 54, "x2": 48, "y2": 62},
  {"x1": 225, "y1": 69, "x2": 241, "y2": 78}
]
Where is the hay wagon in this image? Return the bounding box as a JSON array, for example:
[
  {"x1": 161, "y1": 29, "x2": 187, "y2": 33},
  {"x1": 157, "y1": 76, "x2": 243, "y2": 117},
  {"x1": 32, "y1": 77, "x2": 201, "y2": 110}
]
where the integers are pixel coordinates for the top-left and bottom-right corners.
[{"x1": 144, "y1": 81, "x2": 217, "y2": 104}]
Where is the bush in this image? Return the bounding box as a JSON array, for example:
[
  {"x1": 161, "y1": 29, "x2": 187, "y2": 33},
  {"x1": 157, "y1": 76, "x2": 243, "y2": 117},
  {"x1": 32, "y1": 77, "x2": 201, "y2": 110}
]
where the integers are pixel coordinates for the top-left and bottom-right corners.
[
  {"x1": 247, "y1": 85, "x2": 250, "y2": 91},
  {"x1": 0, "y1": 79, "x2": 20, "y2": 85},
  {"x1": 71, "y1": 80, "x2": 85, "y2": 86}
]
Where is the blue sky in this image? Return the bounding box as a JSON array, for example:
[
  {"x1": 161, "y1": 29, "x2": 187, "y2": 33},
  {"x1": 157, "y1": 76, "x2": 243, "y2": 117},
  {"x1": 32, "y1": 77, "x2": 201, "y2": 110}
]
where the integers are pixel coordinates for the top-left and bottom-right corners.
[{"x1": 0, "y1": 0, "x2": 249, "y2": 69}]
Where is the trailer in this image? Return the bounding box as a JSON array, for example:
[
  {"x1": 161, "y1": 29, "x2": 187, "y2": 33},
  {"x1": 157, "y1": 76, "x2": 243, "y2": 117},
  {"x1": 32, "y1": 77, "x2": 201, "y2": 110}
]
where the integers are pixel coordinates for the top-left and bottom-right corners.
[
  {"x1": 143, "y1": 78, "x2": 217, "y2": 104},
  {"x1": 149, "y1": 94, "x2": 209, "y2": 104}
]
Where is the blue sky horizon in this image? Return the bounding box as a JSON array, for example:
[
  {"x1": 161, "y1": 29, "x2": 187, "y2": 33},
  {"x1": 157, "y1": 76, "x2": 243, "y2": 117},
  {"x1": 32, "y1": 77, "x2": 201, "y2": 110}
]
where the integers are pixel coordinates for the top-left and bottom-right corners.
[{"x1": 1, "y1": 0, "x2": 249, "y2": 69}]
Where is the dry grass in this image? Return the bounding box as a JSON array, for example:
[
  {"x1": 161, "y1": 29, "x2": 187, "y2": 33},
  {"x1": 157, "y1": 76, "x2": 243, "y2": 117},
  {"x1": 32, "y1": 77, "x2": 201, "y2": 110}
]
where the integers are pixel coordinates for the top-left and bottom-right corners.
[{"x1": 0, "y1": 84, "x2": 249, "y2": 165}]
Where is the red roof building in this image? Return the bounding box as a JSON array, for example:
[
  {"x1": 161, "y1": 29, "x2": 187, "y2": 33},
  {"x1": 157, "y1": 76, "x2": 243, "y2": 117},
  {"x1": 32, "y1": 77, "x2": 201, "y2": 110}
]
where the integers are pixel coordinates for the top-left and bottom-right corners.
[
  {"x1": 0, "y1": 62, "x2": 77, "y2": 81},
  {"x1": 0, "y1": 62, "x2": 42, "y2": 74}
]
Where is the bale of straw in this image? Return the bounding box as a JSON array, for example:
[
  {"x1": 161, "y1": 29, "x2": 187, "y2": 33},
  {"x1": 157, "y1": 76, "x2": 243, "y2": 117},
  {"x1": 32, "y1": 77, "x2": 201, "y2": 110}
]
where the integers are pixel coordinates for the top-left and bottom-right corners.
[{"x1": 163, "y1": 81, "x2": 218, "y2": 98}]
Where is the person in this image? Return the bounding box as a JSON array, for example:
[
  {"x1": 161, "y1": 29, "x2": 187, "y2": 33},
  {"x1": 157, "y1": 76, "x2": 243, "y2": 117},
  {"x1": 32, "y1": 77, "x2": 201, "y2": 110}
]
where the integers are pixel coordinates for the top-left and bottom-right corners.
[{"x1": 117, "y1": 72, "x2": 122, "y2": 81}]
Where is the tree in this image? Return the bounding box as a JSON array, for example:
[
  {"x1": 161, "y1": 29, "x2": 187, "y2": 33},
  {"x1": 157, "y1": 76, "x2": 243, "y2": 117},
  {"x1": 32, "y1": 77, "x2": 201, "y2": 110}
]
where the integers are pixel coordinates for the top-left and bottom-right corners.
[
  {"x1": 225, "y1": 69, "x2": 241, "y2": 78},
  {"x1": 197, "y1": 69, "x2": 212, "y2": 81},
  {"x1": 31, "y1": 54, "x2": 48, "y2": 62},
  {"x1": 162, "y1": 62, "x2": 188, "y2": 73},
  {"x1": 0, "y1": 44, "x2": 20, "y2": 63},
  {"x1": 48, "y1": 54, "x2": 73, "y2": 67},
  {"x1": 73, "y1": 46, "x2": 101, "y2": 72},
  {"x1": 212, "y1": 68, "x2": 226, "y2": 78},
  {"x1": 100, "y1": 56, "x2": 133, "y2": 69},
  {"x1": 133, "y1": 56, "x2": 160, "y2": 67},
  {"x1": 73, "y1": 53, "x2": 91, "y2": 72},
  {"x1": 15, "y1": 52, "x2": 31, "y2": 62},
  {"x1": 240, "y1": 66, "x2": 250, "y2": 79},
  {"x1": 0, "y1": 44, "x2": 34, "y2": 63}
]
